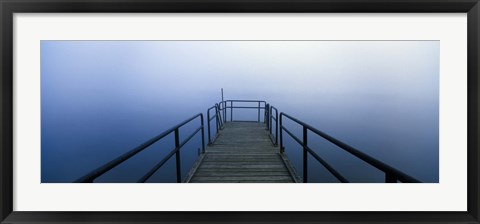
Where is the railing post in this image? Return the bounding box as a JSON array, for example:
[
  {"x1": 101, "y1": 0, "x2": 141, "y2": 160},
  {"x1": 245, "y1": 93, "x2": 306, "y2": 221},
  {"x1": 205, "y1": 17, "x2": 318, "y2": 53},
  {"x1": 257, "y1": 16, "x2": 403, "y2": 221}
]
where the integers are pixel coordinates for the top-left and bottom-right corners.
[
  {"x1": 230, "y1": 101, "x2": 233, "y2": 121},
  {"x1": 200, "y1": 114, "x2": 205, "y2": 153},
  {"x1": 175, "y1": 129, "x2": 181, "y2": 183},
  {"x1": 303, "y1": 126, "x2": 308, "y2": 183},
  {"x1": 217, "y1": 104, "x2": 224, "y2": 129},
  {"x1": 264, "y1": 103, "x2": 267, "y2": 125},
  {"x1": 279, "y1": 113, "x2": 284, "y2": 154},
  {"x1": 265, "y1": 104, "x2": 269, "y2": 129},
  {"x1": 207, "y1": 109, "x2": 211, "y2": 145},
  {"x1": 258, "y1": 101, "x2": 260, "y2": 122},
  {"x1": 215, "y1": 104, "x2": 220, "y2": 128},
  {"x1": 214, "y1": 104, "x2": 218, "y2": 129},
  {"x1": 275, "y1": 108, "x2": 278, "y2": 146},
  {"x1": 223, "y1": 101, "x2": 227, "y2": 123},
  {"x1": 269, "y1": 106, "x2": 272, "y2": 131},
  {"x1": 215, "y1": 105, "x2": 219, "y2": 134}
]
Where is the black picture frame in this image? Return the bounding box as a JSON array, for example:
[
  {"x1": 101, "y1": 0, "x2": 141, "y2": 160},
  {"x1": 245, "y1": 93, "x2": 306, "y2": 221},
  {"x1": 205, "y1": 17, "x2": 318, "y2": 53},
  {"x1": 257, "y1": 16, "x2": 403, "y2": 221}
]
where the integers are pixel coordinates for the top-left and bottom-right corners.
[{"x1": 1, "y1": 0, "x2": 479, "y2": 223}]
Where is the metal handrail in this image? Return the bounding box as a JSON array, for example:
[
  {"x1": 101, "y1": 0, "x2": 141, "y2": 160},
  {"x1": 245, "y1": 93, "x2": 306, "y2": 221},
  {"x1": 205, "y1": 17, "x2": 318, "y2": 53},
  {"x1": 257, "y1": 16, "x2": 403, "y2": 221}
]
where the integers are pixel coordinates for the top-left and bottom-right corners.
[
  {"x1": 222, "y1": 100, "x2": 267, "y2": 122},
  {"x1": 74, "y1": 113, "x2": 205, "y2": 183},
  {"x1": 207, "y1": 103, "x2": 225, "y2": 145},
  {"x1": 207, "y1": 100, "x2": 269, "y2": 146},
  {"x1": 220, "y1": 101, "x2": 227, "y2": 123},
  {"x1": 215, "y1": 103, "x2": 224, "y2": 129},
  {"x1": 265, "y1": 103, "x2": 270, "y2": 127},
  {"x1": 279, "y1": 112, "x2": 421, "y2": 183},
  {"x1": 268, "y1": 105, "x2": 279, "y2": 146}
]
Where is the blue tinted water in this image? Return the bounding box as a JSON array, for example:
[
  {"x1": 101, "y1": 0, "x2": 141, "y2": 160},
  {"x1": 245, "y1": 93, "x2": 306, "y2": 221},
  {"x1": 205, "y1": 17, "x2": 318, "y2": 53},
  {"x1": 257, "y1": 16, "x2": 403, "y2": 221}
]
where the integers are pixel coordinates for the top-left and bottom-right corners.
[{"x1": 41, "y1": 41, "x2": 439, "y2": 183}]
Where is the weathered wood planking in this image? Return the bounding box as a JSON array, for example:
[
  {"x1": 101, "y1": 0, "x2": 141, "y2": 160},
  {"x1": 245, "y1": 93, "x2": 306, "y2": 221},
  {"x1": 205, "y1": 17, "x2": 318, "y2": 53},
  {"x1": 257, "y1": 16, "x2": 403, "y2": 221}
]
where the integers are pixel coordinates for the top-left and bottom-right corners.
[{"x1": 188, "y1": 122, "x2": 296, "y2": 183}]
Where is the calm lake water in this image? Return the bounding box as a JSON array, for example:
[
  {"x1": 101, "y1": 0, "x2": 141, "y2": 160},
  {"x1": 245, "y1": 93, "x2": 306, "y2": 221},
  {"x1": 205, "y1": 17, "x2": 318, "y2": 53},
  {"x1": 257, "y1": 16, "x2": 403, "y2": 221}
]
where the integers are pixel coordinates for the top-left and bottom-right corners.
[{"x1": 41, "y1": 41, "x2": 439, "y2": 183}]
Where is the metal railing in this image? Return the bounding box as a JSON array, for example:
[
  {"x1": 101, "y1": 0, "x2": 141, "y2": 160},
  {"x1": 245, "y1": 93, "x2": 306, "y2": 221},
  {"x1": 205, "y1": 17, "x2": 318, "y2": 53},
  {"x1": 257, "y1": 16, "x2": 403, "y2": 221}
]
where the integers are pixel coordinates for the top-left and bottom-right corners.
[
  {"x1": 207, "y1": 103, "x2": 224, "y2": 145},
  {"x1": 222, "y1": 100, "x2": 267, "y2": 122},
  {"x1": 208, "y1": 100, "x2": 278, "y2": 145},
  {"x1": 74, "y1": 113, "x2": 205, "y2": 183},
  {"x1": 279, "y1": 112, "x2": 421, "y2": 183},
  {"x1": 265, "y1": 104, "x2": 279, "y2": 146},
  {"x1": 76, "y1": 99, "x2": 421, "y2": 183}
]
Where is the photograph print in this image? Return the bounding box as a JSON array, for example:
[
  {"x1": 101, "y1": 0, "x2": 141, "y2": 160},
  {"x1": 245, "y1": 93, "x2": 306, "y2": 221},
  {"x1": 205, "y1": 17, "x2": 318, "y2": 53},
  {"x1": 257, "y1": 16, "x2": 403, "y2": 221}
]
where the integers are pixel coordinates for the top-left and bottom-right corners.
[{"x1": 41, "y1": 40, "x2": 439, "y2": 183}]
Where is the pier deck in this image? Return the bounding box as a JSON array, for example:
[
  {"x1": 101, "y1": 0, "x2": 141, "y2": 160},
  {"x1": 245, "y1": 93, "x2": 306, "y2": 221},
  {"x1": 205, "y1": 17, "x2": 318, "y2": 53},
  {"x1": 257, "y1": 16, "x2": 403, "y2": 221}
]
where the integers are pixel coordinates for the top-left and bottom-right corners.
[
  {"x1": 75, "y1": 100, "x2": 421, "y2": 184},
  {"x1": 187, "y1": 122, "x2": 297, "y2": 183}
]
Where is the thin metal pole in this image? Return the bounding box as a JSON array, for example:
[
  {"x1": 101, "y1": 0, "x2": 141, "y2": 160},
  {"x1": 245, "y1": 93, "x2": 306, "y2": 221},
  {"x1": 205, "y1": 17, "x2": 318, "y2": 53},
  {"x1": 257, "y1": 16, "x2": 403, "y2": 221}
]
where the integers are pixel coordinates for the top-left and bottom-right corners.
[
  {"x1": 200, "y1": 114, "x2": 205, "y2": 153},
  {"x1": 216, "y1": 104, "x2": 223, "y2": 128},
  {"x1": 175, "y1": 129, "x2": 181, "y2": 183},
  {"x1": 258, "y1": 102, "x2": 260, "y2": 122},
  {"x1": 275, "y1": 109, "x2": 278, "y2": 146},
  {"x1": 215, "y1": 106, "x2": 219, "y2": 133},
  {"x1": 207, "y1": 109, "x2": 211, "y2": 145},
  {"x1": 303, "y1": 126, "x2": 308, "y2": 183},
  {"x1": 279, "y1": 114, "x2": 284, "y2": 154},
  {"x1": 221, "y1": 88, "x2": 224, "y2": 102},
  {"x1": 230, "y1": 101, "x2": 233, "y2": 121},
  {"x1": 269, "y1": 107, "x2": 272, "y2": 131},
  {"x1": 223, "y1": 101, "x2": 226, "y2": 123},
  {"x1": 265, "y1": 104, "x2": 269, "y2": 129},
  {"x1": 266, "y1": 104, "x2": 269, "y2": 125}
]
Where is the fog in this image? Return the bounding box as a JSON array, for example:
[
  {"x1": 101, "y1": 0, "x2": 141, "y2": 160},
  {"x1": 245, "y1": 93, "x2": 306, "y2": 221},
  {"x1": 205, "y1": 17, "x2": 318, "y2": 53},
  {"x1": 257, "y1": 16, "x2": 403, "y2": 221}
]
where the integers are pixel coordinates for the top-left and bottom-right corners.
[{"x1": 41, "y1": 41, "x2": 439, "y2": 183}]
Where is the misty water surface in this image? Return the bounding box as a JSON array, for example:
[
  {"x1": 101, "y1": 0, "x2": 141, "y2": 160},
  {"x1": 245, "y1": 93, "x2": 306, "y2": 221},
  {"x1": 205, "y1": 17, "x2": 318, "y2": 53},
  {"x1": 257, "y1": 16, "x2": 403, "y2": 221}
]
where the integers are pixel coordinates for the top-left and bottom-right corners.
[{"x1": 41, "y1": 41, "x2": 439, "y2": 183}]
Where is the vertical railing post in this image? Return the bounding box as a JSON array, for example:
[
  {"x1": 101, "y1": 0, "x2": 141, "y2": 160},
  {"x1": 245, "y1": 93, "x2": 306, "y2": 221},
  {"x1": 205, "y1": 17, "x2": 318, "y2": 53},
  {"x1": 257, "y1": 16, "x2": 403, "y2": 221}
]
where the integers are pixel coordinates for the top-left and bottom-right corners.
[
  {"x1": 230, "y1": 101, "x2": 233, "y2": 121},
  {"x1": 200, "y1": 114, "x2": 205, "y2": 153},
  {"x1": 258, "y1": 101, "x2": 260, "y2": 122},
  {"x1": 266, "y1": 103, "x2": 269, "y2": 124},
  {"x1": 218, "y1": 104, "x2": 223, "y2": 128},
  {"x1": 275, "y1": 109, "x2": 278, "y2": 146},
  {"x1": 264, "y1": 103, "x2": 268, "y2": 125},
  {"x1": 223, "y1": 101, "x2": 227, "y2": 123},
  {"x1": 268, "y1": 106, "x2": 271, "y2": 133},
  {"x1": 265, "y1": 104, "x2": 269, "y2": 129},
  {"x1": 303, "y1": 126, "x2": 308, "y2": 183},
  {"x1": 271, "y1": 108, "x2": 274, "y2": 136},
  {"x1": 214, "y1": 104, "x2": 219, "y2": 128},
  {"x1": 207, "y1": 109, "x2": 211, "y2": 145},
  {"x1": 269, "y1": 106, "x2": 272, "y2": 131},
  {"x1": 174, "y1": 129, "x2": 181, "y2": 183},
  {"x1": 279, "y1": 113, "x2": 284, "y2": 154},
  {"x1": 215, "y1": 105, "x2": 219, "y2": 133},
  {"x1": 264, "y1": 103, "x2": 267, "y2": 125}
]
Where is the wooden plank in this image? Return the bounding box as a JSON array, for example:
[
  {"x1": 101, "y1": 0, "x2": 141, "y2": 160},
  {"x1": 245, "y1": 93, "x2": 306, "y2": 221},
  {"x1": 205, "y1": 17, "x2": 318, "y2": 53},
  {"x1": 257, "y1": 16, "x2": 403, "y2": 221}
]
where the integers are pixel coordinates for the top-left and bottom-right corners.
[
  {"x1": 189, "y1": 180, "x2": 294, "y2": 183},
  {"x1": 188, "y1": 122, "x2": 296, "y2": 183},
  {"x1": 193, "y1": 172, "x2": 290, "y2": 177},
  {"x1": 202, "y1": 160, "x2": 282, "y2": 164},
  {"x1": 196, "y1": 168, "x2": 289, "y2": 172},
  {"x1": 205, "y1": 151, "x2": 277, "y2": 154},
  {"x1": 198, "y1": 164, "x2": 286, "y2": 169},
  {"x1": 202, "y1": 158, "x2": 282, "y2": 162},
  {"x1": 207, "y1": 146, "x2": 276, "y2": 149},
  {"x1": 204, "y1": 154, "x2": 280, "y2": 158},
  {"x1": 191, "y1": 176, "x2": 293, "y2": 181}
]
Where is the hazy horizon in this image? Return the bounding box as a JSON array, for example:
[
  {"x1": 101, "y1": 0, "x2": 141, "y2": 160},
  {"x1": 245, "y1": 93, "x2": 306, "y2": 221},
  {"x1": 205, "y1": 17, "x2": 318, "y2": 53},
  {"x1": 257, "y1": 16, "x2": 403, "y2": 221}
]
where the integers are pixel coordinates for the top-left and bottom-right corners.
[{"x1": 41, "y1": 40, "x2": 439, "y2": 183}]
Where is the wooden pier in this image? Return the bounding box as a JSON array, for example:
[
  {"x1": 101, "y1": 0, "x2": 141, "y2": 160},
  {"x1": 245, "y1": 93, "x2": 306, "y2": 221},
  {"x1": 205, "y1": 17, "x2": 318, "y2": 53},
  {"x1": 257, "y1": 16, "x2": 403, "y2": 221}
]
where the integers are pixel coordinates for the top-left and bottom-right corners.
[
  {"x1": 74, "y1": 99, "x2": 421, "y2": 183},
  {"x1": 186, "y1": 122, "x2": 298, "y2": 183}
]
